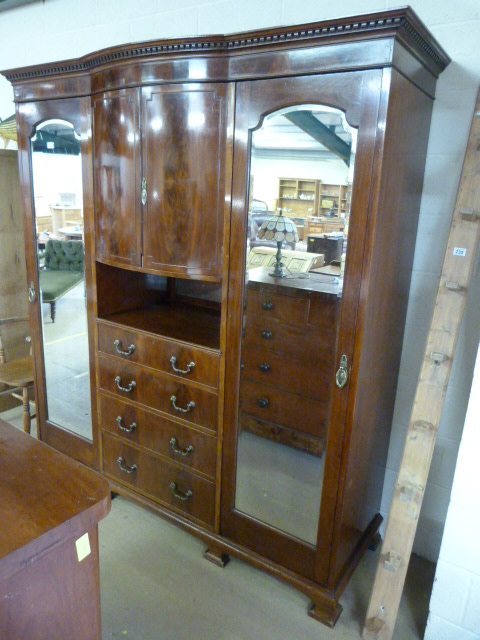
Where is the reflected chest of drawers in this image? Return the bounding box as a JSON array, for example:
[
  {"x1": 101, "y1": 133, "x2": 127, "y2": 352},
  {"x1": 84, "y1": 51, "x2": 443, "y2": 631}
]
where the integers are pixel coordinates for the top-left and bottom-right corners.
[{"x1": 240, "y1": 267, "x2": 340, "y2": 456}]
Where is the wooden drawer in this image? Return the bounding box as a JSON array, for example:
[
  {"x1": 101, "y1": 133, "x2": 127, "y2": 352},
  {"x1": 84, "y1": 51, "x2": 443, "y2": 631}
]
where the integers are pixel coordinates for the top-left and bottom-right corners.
[
  {"x1": 240, "y1": 378, "x2": 329, "y2": 437},
  {"x1": 99, "y1": 394, "x2": 217, "y2": 478},
  {"x1": 309, "y1": 295, "x2": 340, "y2": 330},
  {"x1": 241, "y1": 345, "x2": 334, "y2": 401},
  {"x1": 97, "y1": 320, "x2": 220, "y2": 388},
  {"x1": 98, "y1": 355, "x2": 218, "y2": 431},
  {"x1": 102, "y1": 432, "x2": 215, "y2": 527},
  {"x1": 246, "y1": 289, "x2": 309, "y2": 326},
  {"x1": 244, "y1": 319, "x2": 336, "y2": 364}
]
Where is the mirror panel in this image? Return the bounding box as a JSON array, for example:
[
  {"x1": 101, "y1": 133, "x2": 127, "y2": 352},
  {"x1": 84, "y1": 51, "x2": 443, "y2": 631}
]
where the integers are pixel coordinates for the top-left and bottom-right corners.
[
  {"x1": 31, "y1": 119, "x2": 92, "y2": 440},
  {"x1": 234, "y1": 105, "x2": 357, "y2": 544}
]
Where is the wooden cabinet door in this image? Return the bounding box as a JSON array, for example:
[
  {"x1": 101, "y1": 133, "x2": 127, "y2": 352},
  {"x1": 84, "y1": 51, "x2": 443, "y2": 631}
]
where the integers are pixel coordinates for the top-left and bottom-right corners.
[
  {"x1": 221, "y1": 71, "x2": 384, "y2": 586},
  {"x1": 141, "y1": 84, "x2": 230, "y2": 280},
  {"x1": 93, "y1": 88, "x2": 142, "y2": 268}
]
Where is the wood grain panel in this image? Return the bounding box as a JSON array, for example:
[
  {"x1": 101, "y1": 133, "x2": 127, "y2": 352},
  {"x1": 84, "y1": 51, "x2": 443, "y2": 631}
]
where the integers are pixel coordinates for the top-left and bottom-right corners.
[
  {"x1": 93, "y1": 89, "x2": 141, "y2": 268},
  {"x1": 142, "y1": 84, "x2": 229, "y2": 278}
]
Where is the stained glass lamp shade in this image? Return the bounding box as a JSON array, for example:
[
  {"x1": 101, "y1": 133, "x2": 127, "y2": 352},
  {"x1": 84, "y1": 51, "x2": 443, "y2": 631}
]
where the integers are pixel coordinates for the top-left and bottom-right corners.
[{"x1": 257, "y1": 213, "x2": 299, "y2": 278}]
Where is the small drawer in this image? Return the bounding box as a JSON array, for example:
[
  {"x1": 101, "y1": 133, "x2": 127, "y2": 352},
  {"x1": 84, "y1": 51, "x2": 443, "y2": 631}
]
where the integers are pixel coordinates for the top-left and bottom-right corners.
[
  {"x1": 244, "y1": 319, "x2": 335, "y2": 364},
  {"x1": 99, "y1": 394, "x2": 217, "y2": 478},
  {"x1": 240, "y1": 379, "x2": 329, "y2": 437},
  {"x1": 241, "y1": 345, "x2": 334, "y2": 400},
  {"x1": 246, "y1": 289, "x2": 308, "y2": 326},
  {"x1": 98, "y1": 355, "x2": 219, "y2": 431},
  {"x1": 308, "y1": 296, "x2": 340, "y2": 330},
  {"x1": 102, "y1": 433, "x2": 216, "y2": 527},
  {"x1": 97, "y1": 320, "x2": 220, "y2": 388}
]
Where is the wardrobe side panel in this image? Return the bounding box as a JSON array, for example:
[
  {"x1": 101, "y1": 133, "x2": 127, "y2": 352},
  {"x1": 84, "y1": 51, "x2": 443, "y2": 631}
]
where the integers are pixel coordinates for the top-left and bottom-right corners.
[{"x1": 331, "y1": 69, "x2": 435, "y2": 585}]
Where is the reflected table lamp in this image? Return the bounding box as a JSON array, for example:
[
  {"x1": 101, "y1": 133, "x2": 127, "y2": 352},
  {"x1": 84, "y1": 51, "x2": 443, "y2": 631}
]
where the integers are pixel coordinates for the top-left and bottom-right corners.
[{"x1": 257, "y1": 212, "x2": 299, "y2": 278}]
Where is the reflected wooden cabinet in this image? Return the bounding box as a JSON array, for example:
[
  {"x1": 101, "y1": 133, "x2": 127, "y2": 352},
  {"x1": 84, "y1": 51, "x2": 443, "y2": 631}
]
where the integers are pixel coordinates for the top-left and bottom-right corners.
[
  {"x1": 93, "y1": 84, "x2": 231, "y2": 280},
  {"x1": 278, "y1": 177, "x2": 320, "y2": 217},
  {"x1": 240, "y1": 267, "x2": 339, "y2": 456},
  {"x1": 278, "y1": 178, "x2": 350, "y2": 218},
  {"x1": 2, "y1": 7, "x2": 449, "y2": 627}
]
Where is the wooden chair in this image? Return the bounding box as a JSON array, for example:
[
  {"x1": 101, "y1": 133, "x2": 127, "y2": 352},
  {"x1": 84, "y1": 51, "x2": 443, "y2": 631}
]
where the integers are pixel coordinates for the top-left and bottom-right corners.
[{"x1": 0, "y1": 329, "x2": 35, "y2": 434}]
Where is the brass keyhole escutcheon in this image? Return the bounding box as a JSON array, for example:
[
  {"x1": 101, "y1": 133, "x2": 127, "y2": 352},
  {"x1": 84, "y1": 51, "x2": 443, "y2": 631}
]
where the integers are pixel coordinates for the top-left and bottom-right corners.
[
  {"x1": 336, "y1": 355, "x2": 348, "y2": 389},
  {"x1": 28, "y1": 281, "x2": 36, "y2": 304}
]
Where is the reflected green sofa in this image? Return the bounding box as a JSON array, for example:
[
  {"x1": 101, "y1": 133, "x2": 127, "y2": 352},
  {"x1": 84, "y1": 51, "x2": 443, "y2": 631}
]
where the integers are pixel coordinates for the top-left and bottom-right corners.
[{"x1": 39, "y1": 239, "x2": 84, "y2": 323}]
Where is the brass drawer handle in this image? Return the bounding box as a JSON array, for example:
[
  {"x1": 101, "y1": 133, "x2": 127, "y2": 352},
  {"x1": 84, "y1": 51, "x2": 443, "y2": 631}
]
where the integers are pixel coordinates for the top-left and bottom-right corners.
[
  {"x1": 259, "y1": 363, "x2": 271, "y2": 373},
  {"x1": 336, "y1": 355, "x2": 348, "y2": 389},
  {"x1": 114, "y1": 339, "x2": 135, "y2": 356},
  {"x1": 170, "y1": 437, "x2": 195, "y2": 457},
  {"x1": 170, "y1": 395, "x2": 195, "y2": 413},
  {"x1": 115, "y1": 376, "x2": 136, "y2": 393},
  {"x1": 170, "y1": 356, "x2": 195, "y2": 375},
  {"x1": 117, "y1": 456, "x2": 138, "y2": 474},
  {"x1": 262, "y1": 300, "x2": 274, "y2": 310},
  {"x1": 116, "y1": 416, "x2": 137, "y2": 433},
  {"x1": 262, "y1": 330, "x2": 273, "y2": 340},
  {"x1": 257, "y1": 397, "x2": 269, "y2": 408},
  {"x1": 169, "y1": 481, "x2": 193, "y2": 501}
]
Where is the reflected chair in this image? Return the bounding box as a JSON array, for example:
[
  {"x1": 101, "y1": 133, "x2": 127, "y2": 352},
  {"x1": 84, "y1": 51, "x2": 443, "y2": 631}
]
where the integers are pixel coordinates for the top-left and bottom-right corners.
[{"x1": 0, "y1": 326, "x2": 35, "y2": 434}]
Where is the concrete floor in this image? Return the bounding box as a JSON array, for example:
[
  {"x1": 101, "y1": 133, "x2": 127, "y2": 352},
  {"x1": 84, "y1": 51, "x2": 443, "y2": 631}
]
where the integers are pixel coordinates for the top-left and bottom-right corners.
[{"x1": 99, "y1": 494, "x2": 435, "y2": 640}]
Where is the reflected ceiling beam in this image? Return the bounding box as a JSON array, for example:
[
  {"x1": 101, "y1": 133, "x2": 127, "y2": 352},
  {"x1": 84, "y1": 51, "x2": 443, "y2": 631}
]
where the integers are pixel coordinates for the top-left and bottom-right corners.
[
  {"x1": 284, "y1": 111, "x2": 351, "y2": 166},
  {"x1": 32, "y1": 130, "x2": 80, "y2": 154}
]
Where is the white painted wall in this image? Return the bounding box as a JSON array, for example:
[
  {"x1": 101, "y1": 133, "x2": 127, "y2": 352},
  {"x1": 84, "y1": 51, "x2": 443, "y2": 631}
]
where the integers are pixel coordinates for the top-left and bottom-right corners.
[{"x1": 0, "y1": 0, "x2": 479, "y2": 633}]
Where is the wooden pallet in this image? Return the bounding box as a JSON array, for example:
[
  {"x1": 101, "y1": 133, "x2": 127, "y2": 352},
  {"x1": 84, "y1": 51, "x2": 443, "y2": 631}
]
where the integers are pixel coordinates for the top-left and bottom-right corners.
[{"x1": 363, "y1": 90, "x2": 480, "y2": 640}]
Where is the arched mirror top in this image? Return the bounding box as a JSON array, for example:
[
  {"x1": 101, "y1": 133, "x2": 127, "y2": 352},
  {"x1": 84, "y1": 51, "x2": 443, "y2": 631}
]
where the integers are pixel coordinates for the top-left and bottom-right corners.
[
  {"x1": 18, "y1": 98, "x2": 87, "y2": 141},
  {"x1": 31, "y1": 119, "x2": 82, "y2": 155},
  {"x1": 250, "y1": 102, "x2": 359, "y2": 137},
  {"x1": 250, "y1": 104, "x2": 357, "y2": 165},
  {"x1": 244, "y1": 73, "x2": 367, "y2": 132}
]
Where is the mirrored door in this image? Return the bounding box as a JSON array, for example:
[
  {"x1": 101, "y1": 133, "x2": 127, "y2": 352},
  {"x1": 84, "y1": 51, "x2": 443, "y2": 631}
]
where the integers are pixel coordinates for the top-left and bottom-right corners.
[
  {"x1": 16, "y1": 97, "x2": 97, "y2": 467},
  {"x1": 221, "y1": 72, "x2": 381, "y2": 583},
  {"x1": 31, "y1": 119, "x2": 92, "y2": 440},
  {"x1": 235, "y1": 105, "x2": 357, "y2": 545}
]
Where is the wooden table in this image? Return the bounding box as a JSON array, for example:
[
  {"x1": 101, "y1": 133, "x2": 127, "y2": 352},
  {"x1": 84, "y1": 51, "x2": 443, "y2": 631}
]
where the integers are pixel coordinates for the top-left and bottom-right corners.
[
  {"x1": 58, "y1": 225, "x2": 83, "y2": 240},
  {"x1": 0, "y1": 419, "x2": 111, "y2": 639}
]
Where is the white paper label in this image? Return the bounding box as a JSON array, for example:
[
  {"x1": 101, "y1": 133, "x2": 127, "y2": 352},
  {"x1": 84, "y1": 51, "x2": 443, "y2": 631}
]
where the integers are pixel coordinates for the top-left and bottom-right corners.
[
  {"x1": 76, "y1": 532, "x2": 91, "y2": 562},
  {"x1": 453, "y1": 247, "x2": 467, "y2": 257}
]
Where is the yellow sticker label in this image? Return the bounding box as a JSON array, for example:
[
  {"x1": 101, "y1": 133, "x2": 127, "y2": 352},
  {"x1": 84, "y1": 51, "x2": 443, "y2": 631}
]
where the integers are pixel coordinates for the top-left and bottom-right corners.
[{"x1": 76, "y1": 533, "x2": 91, "y2": 562}]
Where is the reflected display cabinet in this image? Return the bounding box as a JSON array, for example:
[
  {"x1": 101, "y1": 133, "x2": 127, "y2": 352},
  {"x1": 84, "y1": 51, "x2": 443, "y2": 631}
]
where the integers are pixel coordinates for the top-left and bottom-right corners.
[{"x1": 3, "y1": 8, "x2": 449, "y2": 626}]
